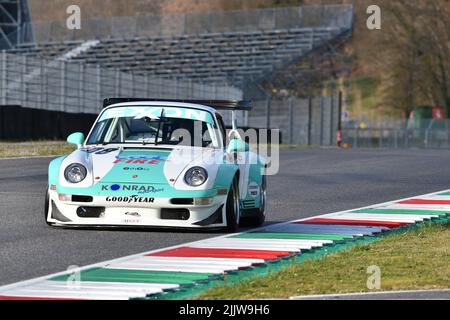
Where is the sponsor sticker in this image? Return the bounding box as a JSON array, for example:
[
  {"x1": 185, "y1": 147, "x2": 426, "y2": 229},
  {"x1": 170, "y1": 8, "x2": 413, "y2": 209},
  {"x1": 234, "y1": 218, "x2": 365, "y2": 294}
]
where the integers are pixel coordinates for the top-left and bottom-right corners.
[
  {"x1": 106, "y1": 196, "x2": 154, "y2": 203},
  {"x1": 125, "y1": 212, "x2": 141, "y2": 217},
  {"x1": 248, "y1": 182, "x2": 260, "y2": 198},
  {"x1": 101, "y1": 184, "x2": 164, "y2": 194},
  {"x1": 122, "y1": 219, "x2": 140, "y2": 224},
  {"x1": 123, "y1": 167, "x2": 150, "y2": 171},
  {"x1": 114, "y1": 155, "x2": 165, "y2": 165},
  {"x1": 100, "y1": 106, "x2": 214, "y2": 124}
]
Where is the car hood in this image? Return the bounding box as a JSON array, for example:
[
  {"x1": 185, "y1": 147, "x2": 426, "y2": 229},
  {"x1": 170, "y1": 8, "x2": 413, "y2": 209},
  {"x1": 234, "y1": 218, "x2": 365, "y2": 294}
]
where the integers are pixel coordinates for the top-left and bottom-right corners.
[{"x1": 59, "y1": 146, "x2": 220, "y2": 188}]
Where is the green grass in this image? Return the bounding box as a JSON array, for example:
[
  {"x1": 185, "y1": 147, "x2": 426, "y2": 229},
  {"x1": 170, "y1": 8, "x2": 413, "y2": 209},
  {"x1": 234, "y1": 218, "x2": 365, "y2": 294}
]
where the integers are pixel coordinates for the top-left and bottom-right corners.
[
  {"x1": 0, "y1": 141, "x2": 75, "y2": 158},
  {"x1": 0, "y1": 141, "x2": 319, "y2": 158},
  {"x1": 194, "y1": 222, "x2": 450, "y2": 299}
]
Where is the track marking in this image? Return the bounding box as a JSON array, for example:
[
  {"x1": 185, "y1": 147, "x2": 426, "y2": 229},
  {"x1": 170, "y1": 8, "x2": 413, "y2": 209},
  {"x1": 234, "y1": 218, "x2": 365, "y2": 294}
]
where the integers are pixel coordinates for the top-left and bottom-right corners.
[{"x1": 0, "y1": 188, "x2": 449, "y2": 300}]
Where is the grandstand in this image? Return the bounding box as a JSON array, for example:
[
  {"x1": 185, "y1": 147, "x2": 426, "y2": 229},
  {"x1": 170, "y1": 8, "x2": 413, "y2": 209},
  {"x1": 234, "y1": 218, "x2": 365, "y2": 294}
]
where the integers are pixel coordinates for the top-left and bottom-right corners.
[
  {"x1": 8, "y1": 27, "x2": 346, "y2": 86},
  {"x1": 6, "y1": 5, "x2": 353, "y2": 88},
  {"x1": 1, "y1": 4, "x2": 354, "y2": 143}
]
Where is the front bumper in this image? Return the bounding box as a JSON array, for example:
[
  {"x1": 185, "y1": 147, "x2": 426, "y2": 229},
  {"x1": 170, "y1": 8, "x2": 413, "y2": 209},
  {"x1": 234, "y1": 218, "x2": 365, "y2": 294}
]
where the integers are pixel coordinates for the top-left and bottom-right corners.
[{"x1": 46, "y1": 190, "x2": 228, "y2": 228}]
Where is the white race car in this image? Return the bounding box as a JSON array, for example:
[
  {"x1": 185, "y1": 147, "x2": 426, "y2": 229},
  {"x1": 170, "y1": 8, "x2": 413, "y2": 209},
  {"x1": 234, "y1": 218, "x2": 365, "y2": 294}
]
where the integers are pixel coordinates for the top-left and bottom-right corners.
[{"x1": 45, "y1": 99, "x2": 267, "y2": 231}]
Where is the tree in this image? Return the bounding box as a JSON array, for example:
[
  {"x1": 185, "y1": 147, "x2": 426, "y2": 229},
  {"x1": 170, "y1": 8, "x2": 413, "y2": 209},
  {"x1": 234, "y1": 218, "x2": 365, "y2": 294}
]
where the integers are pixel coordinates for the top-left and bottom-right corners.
[{"x1": 375, "y1": 0, "x2": 450, "y2": 118}]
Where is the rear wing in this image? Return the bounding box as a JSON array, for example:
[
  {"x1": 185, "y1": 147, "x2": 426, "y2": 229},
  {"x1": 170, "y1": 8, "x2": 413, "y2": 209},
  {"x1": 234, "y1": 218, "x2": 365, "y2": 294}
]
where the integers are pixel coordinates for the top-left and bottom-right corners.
[{"x1": 103, "y1": 98, "x2": 252, "y2": 111}]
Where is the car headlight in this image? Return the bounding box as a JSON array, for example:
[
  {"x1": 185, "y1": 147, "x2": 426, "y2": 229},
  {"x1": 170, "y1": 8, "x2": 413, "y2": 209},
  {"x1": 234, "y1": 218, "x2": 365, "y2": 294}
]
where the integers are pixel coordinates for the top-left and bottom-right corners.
[
  {"x1": 64, "y1": 163, "x2": 87, "y2": 184},
  {"x1": 184, "y1": 167, "x2": 208, "y2": 187}
]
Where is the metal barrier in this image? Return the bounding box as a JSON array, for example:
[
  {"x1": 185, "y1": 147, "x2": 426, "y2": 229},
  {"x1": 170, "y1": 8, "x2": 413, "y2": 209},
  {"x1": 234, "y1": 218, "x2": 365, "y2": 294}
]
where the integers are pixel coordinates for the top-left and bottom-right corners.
[
  {"x1": 342, "y1": 125, "x2": 450, "y2": 149},
  {"x1": 0, "y1": 49, "x2": 340, "y2": 145},
  {"x1": 245, "y1": 94, "x2": 340, "y2": 146},
  {"x1": 0, "y1": 52, "x2": 243, "y2": 115}
]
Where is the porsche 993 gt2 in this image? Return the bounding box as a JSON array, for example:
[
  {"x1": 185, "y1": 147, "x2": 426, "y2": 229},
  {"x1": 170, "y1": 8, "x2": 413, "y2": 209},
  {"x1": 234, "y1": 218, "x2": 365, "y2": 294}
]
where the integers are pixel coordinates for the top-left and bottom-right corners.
[{"x1": 45, "y1": 99, "x2": 267, "y2": 231}]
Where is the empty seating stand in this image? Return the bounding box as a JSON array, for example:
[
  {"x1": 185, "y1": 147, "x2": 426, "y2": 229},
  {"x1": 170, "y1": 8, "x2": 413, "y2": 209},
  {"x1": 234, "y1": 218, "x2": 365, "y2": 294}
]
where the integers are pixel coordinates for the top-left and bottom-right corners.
[{"x1": 7, "y1": 27, "x2": 348, "y2": 86}]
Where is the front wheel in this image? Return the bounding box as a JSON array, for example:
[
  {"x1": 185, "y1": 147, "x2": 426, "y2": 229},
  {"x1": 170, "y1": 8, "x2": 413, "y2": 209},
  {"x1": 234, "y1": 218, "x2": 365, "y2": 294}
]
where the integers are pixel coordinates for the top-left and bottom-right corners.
[{"x1": 225, "y1": 177, "x2": 240, "y2": 233}]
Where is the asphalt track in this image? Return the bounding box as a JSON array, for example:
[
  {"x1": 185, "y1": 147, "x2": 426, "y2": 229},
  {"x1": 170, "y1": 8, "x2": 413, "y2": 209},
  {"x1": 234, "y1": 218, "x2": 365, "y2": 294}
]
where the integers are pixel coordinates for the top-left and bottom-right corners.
[{"x1": 1, "y1": 148, "x2": 450, "y2": 287}]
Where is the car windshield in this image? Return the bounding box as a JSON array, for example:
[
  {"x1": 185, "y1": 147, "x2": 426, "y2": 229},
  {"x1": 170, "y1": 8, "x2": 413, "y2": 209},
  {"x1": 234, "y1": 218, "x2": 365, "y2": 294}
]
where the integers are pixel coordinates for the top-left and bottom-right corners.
[{"x1": 86, "y1": 106, "x2": 220, "y2": 148}]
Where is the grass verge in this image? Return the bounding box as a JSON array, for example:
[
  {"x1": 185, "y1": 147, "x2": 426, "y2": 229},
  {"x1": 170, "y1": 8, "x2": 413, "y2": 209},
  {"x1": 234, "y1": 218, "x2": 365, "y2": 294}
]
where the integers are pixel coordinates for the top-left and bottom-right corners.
[
  {"x1": 194, "y1": 222, "x2": 450, "y2": 299},
  {"x1": 0, "y1": 141, "x2": 75, "y2": 158},
  {"x1": 0, "y1": 141, "x2": 322, "y2": 159}
]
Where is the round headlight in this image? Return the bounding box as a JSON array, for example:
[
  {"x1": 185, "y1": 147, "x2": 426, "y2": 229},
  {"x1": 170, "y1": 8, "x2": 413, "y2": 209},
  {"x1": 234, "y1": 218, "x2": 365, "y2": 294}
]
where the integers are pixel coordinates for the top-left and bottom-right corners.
[
  {"x1": 184, "y1": 167, "x2": 208, "y2": 187},
  {"x1": 64, "y1": 163, "x2": 87, "y2": 184}
]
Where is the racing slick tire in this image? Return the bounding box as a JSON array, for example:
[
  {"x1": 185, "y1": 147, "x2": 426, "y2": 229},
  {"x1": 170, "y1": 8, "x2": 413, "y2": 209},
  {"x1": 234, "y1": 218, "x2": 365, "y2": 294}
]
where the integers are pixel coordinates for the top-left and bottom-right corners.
[
  {"x1": 225, "y1": 176, "x2": 241, "y2": 233},
  {"x1": 241, "y1": 175, "x2": 267, "y2": 227}
]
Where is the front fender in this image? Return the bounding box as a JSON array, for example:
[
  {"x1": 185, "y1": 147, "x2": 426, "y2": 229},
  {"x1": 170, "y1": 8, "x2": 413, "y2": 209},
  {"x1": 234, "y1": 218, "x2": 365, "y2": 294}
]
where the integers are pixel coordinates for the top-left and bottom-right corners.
[
  {"x1": 48, "y1": 156, "x2": 66, "y2": 186},
  {"x1": 214, "y1": 163, "x2": 239, "y2": 190}
]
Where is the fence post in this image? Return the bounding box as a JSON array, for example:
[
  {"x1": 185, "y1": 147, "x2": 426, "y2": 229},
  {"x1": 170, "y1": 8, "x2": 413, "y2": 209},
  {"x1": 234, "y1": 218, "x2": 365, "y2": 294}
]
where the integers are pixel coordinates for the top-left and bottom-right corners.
[
  {"x1": 319, "y1": 95, "x2": 324, "y2": 145},
  {"x1": 144, "y1": 73, "x2": 149, "y2": 97},
  {"x1": 79, "y1": 63, "x2": 84, "y2": 113},
  {"x1": 96, "y1": 65, "x2": 101, "y2": 103},
  {"x1": 288, "y1": 97, "x2": 293, "y2": 144},
  {"x1": 379, "y1": 128, "x2": 383, "y2": 148},
  {"x1": 405, "y1": 129, "x2": 409, "y2": 148},
  {"x1": 337, "y1": 91, "x2": 343, "y2": 147},
  {"x1": 1, "y1": 51, "x2": 6, "y2": 105},
  {"x1": 307, "y1": 96, "x2": 312, "y2": 145},
  {"x1": 394, "y1": 129, "x2": 398, "y2": 148},
  {"x1": 60, "y1": 61, "x2": 66, "y2": 112},
  {"x1": 174, "y1": 79, "x2": 179, "y2": 99},
  {"x1": 21, "y1": 55, "x2": 27, "y2": 104},
  {"x1": 266, "y1": 96, "x2": 271, "y2": 129},
  {"x1": 43, "y1": 59, "x2": 48, "y2": 110},
  {"x1": 329, "y1": 92, "x2": 334, "y2": 145},
  {"x1": 38, "y1": 58, "x2": 43, "y2": 109}
]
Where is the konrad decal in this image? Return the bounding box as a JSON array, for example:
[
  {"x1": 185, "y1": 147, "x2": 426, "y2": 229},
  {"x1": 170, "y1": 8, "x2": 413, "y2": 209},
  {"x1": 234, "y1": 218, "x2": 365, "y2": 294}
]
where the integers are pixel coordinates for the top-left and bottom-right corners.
[{"x1": 102, "y1": 184, "x2": 164, "y2": 194}]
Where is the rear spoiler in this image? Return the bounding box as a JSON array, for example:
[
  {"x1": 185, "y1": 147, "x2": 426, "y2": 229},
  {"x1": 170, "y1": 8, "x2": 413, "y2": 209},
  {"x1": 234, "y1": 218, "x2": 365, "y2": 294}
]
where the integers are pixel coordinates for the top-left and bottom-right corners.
[{"x1": 103, "y1": 98, "x2": 252, "y2": 111}]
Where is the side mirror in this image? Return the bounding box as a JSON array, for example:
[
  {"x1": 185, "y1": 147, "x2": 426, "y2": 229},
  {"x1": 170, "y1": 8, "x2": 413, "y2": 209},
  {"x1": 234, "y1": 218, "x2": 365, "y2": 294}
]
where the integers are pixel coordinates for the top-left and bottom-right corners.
[
  {"x1": 67, "y1": 132, "x2": 85, "y2": 148},
  {"x1": 227, "y1": 138, "x2": 249, "y2": 153}
]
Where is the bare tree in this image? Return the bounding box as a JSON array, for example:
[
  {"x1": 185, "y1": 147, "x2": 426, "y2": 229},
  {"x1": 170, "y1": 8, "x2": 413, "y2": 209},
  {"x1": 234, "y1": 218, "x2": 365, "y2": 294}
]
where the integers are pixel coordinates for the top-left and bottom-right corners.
[{"x1": 374, "y1": 0, "x2": 450, "y2": 118}]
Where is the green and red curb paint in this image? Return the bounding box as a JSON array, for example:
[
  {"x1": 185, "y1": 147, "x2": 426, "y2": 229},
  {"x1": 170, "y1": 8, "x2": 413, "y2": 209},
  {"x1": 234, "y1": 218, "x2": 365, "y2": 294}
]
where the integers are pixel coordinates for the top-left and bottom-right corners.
[{"x1": 0, "y1": 190, "x2": 449, "y2": 300}]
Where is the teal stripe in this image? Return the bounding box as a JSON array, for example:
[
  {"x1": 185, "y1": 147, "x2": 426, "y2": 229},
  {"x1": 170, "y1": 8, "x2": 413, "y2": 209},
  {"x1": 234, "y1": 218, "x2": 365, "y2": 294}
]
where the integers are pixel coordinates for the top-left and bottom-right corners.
[
  {"x1": 50, "y1": 267, "x2": 219, "y2": 285},
  {"x1": 352, "y1": 208, "x2": 449, "y2": 216},
  {"x1": 231, "y1": 232, "x2": 354, "y2": 241}
]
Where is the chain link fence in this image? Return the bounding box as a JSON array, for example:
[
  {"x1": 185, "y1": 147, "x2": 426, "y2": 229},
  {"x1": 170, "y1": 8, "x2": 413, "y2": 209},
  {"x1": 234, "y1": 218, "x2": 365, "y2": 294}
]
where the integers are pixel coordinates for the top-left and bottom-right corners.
[
  {"x1": 0, "y1": 52, "x2": 341, "y2": 145},
  {"x1": 243, "y1": 94, "x2": 340, "y2": 145},
  {"x1": 342, "y1": 120, "x2": 450, "y2": 149},
  {"x1": 0, "y1": 52, "x2": 243, "y2": 114}
]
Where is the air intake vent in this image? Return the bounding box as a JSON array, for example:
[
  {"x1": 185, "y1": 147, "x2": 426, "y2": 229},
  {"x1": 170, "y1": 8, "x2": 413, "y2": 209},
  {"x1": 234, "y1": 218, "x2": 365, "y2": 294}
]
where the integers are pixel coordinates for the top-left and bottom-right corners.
[
  {"x1": 161, "y1": 208, "x2": 190, "y2": 220},
  {"x1": 242, "y1": 200, "x2": 256, "y2": 208},
  {"x1": 77, "y1": 207, "x2": 104, "y2": 218}
]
